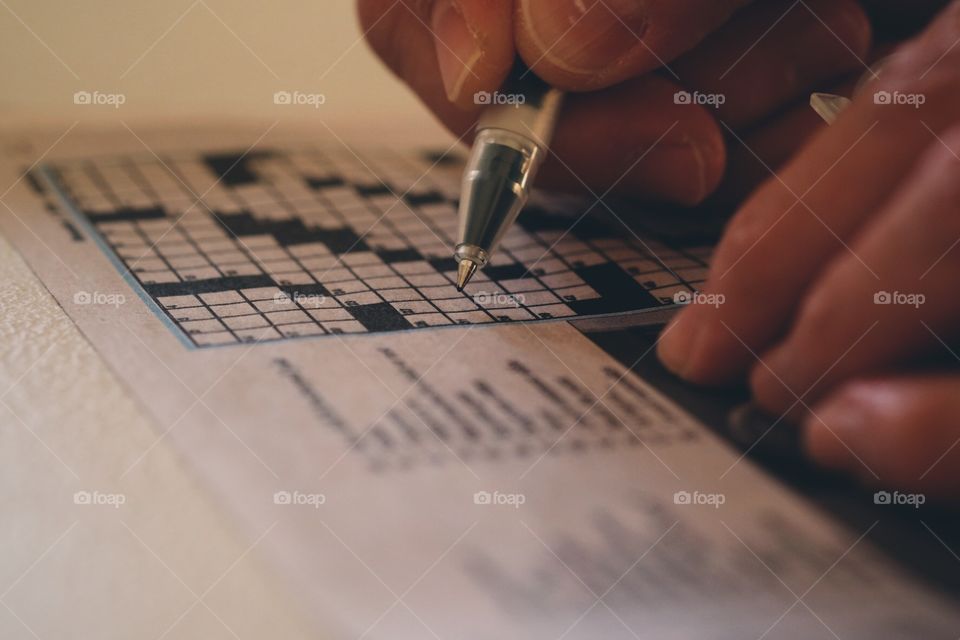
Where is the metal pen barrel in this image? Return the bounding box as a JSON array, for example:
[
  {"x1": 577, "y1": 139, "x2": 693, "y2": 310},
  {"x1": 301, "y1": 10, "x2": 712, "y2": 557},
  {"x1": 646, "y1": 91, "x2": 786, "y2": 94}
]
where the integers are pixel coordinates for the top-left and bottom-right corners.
[{"x1": 454, "y1": 64, "x2": 564, "y2": 290}]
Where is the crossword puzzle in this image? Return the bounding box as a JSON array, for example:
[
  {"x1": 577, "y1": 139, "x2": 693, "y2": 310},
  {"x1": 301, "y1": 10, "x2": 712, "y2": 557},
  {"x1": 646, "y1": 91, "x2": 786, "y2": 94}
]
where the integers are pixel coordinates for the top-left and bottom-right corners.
[{"x1": 36, "y1": 146, "x2": 710, "y2": 348}]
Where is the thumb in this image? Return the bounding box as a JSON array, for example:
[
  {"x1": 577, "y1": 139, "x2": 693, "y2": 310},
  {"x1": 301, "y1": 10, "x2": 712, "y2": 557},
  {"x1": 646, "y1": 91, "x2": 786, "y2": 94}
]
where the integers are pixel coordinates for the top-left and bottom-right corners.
[
  {"x1": 358, "y1": 0, "x2": 514, "y2": 122},
  {"x1": 430, "y1": 0, "x2": 517, "y2": 108},
  {"x1": 515, "y1": 0, "x2": 756, "y2": 91}
]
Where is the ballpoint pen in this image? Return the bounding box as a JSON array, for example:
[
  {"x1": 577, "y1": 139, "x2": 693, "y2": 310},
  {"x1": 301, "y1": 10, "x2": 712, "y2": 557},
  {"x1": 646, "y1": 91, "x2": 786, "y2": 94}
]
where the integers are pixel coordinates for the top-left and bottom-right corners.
[{"x1": 453, "y1": 64, "x2": 565, "y2": 291}]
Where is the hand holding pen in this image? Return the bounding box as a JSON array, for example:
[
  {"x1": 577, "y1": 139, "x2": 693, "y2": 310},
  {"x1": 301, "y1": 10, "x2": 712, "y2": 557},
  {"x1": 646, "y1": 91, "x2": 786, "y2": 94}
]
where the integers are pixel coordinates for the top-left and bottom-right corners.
[
  {"x1": 359, "y1": 0, "x2": 960, "y2": 502},
  {"x1": 359, "y1": 0, "x2": 871, "y2": 207}
]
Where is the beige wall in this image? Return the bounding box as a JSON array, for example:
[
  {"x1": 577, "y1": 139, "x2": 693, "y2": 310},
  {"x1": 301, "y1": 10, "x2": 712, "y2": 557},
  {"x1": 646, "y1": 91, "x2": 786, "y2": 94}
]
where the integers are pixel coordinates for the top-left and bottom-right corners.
[{"x1": 0, "y1": 0, "x2": 428, "y2": 125}]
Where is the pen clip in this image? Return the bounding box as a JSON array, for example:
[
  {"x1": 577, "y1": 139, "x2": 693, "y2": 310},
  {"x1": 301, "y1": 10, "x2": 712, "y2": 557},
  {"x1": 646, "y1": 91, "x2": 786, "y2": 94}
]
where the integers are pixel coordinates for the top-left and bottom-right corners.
[
  {"x1": 809, "y1": 57, "x2": 889, "y2": 125},
  {"x1": 810, "y1": 93, "x2": 853, "y2": 125}
]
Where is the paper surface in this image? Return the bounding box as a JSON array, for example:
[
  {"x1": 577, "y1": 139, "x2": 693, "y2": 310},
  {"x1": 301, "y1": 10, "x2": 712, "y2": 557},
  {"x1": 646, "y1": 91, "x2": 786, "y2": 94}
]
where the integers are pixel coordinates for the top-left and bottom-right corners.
[{"x1": 2, "y1": 125, "x2": 958, "y2": 639}]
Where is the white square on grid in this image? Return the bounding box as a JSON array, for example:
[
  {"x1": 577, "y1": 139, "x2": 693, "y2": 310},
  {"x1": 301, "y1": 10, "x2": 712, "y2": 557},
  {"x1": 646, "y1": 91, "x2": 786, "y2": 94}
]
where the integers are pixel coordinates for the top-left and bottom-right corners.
[
  {"x1": 321, "y1": 320, "x2": 367, "y2": 334},
  {"x1": 308, "y1": 308, "x2": 353, "y2": 322},
  {"x1": 338, "y1": 291, "x2": 382, "y2": 307},
  {"x1": 447, "y1": 311, "x2": 494, "y2": 325},
  {"x1": 266, "y1": 310, "x2": 311, "y2": 325},
  {"x1": 279, "y1": 323, "x2": 327, "y2": 337},
  {"x1": 241, "y1": 287, "x2": 283, "y2": 301},
  {"x1": 199, "y1": 291, "x2": 244, "y2": 305},
  {"x1": 223, "y1": 314, "x2": 270, "y2": 330},
  {"x1": 181, "y1": 318, "x2": 227, "y2": 334},
  {"x1": 211, "y1": 302, "x2": 257, "y2": 318},
  {"x1": 380, "y1": 288, "x2": 423, "y2": 302},
  {"x1": 236, "y1": 327, "x2": 281, "y2": 343},
  {"x1": 158, "y1": 294, "x2": 202, "y2": 309},
  {"x1": 169, "y1": 307, "x2": 213, "y2": 322},
  {"x1": 405, "y1": 313, "x2": 451, "y2": 327},
  {"x1": 192, "y1": 331, "x2": 237, "y2": 346}
]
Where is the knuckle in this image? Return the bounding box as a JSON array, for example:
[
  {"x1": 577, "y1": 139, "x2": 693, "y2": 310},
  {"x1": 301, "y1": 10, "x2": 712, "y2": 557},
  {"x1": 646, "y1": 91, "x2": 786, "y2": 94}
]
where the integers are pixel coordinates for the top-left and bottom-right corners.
[
  {"x1": 935, "y1": 123, "x2": 960, "y2": 149},
  {"x1": 714, "y1": 221, "x2": 756, "y2": 270},
  {"x1": 713, "y1": 199, "x2": 786, "y2": 271},
  {"x1": 910, "y1": 141, "x2": 960, "y2": 267},
  {"x1": 792, "y1": 283, "x2": 838, "y2": 339}
]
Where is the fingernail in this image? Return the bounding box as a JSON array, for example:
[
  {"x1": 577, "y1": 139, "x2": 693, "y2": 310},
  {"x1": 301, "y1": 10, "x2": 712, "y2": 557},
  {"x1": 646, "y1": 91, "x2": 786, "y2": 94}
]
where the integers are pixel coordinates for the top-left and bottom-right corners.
[
  {"x1": 520, "y1": 0, "x2": 648, "y2": 75},
  {"x1": 431, "y1": 0, "x2": 482, "y2": 103},
  {"x1": 657, "y1": 311, "x2": 703, "y2": 378}
]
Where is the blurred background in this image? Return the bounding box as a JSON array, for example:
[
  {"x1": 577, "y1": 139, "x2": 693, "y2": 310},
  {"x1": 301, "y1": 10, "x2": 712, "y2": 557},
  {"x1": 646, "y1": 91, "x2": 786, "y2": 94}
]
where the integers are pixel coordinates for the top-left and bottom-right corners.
[
  {"x1": 0, "y1": 0, "x2": 429, "y2": 127},
  {"x1": 0, "y1": 5, "x2": 450, "y2": 638}
]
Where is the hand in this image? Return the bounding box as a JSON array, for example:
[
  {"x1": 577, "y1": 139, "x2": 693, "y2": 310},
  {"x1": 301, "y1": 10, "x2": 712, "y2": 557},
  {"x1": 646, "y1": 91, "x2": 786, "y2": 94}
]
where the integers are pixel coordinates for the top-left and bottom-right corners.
[
  {"x1": 357, "y1": 0, "x2": 871, "y2": 205},
  {"x1": 658, "y1": 1, "x2": 960, "y2": 500}
]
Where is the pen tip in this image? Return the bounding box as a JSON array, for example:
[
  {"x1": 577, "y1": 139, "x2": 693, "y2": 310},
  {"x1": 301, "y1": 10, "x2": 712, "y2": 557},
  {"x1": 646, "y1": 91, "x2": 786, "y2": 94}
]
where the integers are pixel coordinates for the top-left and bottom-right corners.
[{"x1": 456, "y1": 259, "x2": 478, "y2": 292}]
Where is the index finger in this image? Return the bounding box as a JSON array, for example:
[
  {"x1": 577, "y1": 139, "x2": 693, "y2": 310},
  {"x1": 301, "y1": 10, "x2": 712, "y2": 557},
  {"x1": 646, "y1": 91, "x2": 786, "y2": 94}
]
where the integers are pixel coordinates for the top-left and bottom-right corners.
[
  {"x1": 514, "y1": 0, "x2": 757, "y2": 91},
  {"x1": 657, "y1": 1, "x2": 960, "y2": 385}
]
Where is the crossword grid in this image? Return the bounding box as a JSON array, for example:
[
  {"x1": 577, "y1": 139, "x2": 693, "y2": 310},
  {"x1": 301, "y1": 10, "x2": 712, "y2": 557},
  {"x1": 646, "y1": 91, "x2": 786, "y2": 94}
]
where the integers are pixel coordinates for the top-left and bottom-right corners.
[{"x1": 40, "y1": 146, "x2": 711, "y2": 347}]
